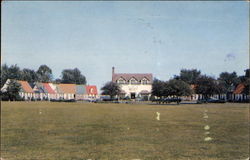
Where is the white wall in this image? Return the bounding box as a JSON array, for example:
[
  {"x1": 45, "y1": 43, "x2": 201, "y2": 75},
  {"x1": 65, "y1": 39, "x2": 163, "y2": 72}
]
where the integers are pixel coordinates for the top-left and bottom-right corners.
[{"x1": 119, "y1": 84, "x2": 152, "y2": 97}]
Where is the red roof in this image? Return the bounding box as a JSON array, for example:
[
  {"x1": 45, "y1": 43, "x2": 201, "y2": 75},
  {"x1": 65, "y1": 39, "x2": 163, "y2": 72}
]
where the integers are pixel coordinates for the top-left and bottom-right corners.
[
  {"x1": 43, "y1": 83, "x2": 56, "y2": 94},
  {"x1": 57, "y1": 84, "x2": 76, "y2": 94},
  {"x1": 233, "y1": 83, "x2": 245, "y2": 94},
  {"x1": 86, "y1": 85, "x2": 98, "y2": 95},
  {"x1": 17, "y1": 80, "x2": 34, "y2": 93}
]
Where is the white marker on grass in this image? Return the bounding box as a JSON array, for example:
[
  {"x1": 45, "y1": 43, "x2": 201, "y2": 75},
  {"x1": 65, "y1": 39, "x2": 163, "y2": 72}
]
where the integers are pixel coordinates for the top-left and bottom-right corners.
[
  {"x1": 156, "y1": 112, "x2": 160, "y2": 121},
  {"x1": 204, "y1": 125, "x2": 210, "y2": 130},
  {"x1": 203, "y1": 115, "x2": 208, "y2": 119},
  {"x1": 204, "y1": 131, "x2": 210, "y2": 135},
  {"x1": 204, "y1": 137, "x2": 213, "y2": 141}
]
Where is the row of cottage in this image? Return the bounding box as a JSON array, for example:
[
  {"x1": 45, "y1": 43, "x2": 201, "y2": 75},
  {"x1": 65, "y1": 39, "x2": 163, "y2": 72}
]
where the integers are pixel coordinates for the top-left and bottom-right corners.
[
  {"x1": 1, "y1": 79, "x2": 98, "y2": 100},
  {"x1": 1, "y1": 67, "x2": 249, "y2": 101}
]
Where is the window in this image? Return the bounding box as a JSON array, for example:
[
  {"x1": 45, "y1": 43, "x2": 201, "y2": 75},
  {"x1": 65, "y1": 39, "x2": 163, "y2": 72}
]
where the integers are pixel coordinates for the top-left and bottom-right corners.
[
  {"x1": 117, "y1": 78, "x2": 126, "y2": 84},
  {"x1": 130, "y1": 78, "x2": 138, "y2": 85},
  {"x1": 141, "y1": 78, "x2": 148, "y2": 84}
]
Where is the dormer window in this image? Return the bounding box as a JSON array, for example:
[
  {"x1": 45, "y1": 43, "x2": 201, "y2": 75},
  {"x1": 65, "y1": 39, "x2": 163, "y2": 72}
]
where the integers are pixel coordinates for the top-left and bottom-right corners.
[
  {"x1": 130, "y1": 77, "x2": 138, "y2": 85},
  {"x1": 117, "y1": 77, "x2": 126, "y2": 84},
  {"x1": 141, "y1": 78, "x2": 148, "y2": 84}
]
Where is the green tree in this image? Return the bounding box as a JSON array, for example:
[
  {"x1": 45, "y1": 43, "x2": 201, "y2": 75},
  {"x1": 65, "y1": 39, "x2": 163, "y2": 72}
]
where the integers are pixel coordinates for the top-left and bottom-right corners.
[
  {"x1": 101, "y1": 81, "x2": 120, "y2": 99},
  {"x1": 1, "y1": 64, "x2": 22, "y2": 87},
  {"x1": 1, "y1": 64, "x2": 9, "y2": 87},
  {"x1": 54, "y1": 78, "x2": 62, "y2": 84},
  {"x1": 1, "y1": 79, "x2": 21, "y2": 101},
  {"x1": 61, "y1": 68, "x2": 86, "y2": 84},
  {"x1": 245, "y1": 69, "x2": 250, "y2": 78},
  {"x1": 37, "y1": 65, "x2": 53, "y2": 82},
  {"x1": 218, "y1": 71, "x2": 240, "y2": 92},
  {"x1": 239, "y1": 69, "x2": 250, "y2": 95},
  {"x1": 167, "y1": 79, "x2": 193, "y2": 97},
  {"x1": 195, "y1": 75, "x2": 218, "y2": 99},
  {"x1": 175, "y1": 69, "x2": 201, "y2": 85},
  {"x1": 242, "y1": 78, "x2": 250, "y2": 95},
  {"x1": 151, "y1": 79, "x2": 165, "y2": 98},
  {"x1": 21, "y1": 68, "x2": 38, "y2": 83}
]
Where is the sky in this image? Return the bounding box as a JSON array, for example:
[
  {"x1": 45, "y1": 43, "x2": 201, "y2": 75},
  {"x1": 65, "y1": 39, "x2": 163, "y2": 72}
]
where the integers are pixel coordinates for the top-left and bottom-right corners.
[{"x1": 1, "y1": 1, "x2": 249, "y2": 90}]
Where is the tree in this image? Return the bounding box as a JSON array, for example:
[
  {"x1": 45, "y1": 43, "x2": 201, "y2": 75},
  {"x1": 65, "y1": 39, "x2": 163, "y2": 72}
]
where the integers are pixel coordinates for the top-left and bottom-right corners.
[
  {"x1": 245, "y1": 69, "x2": 250, "y2": 78},
  {"x1": 239, "y1": 69, "x2": 250, "y2": 95},
  {"x1": 166, "y1": 79, "x2": 193, "y2": 97},
  {"x1": 175, "y1": 69, "x2": 201, "y2": 85},
  {"x1": 21, "y1": 68, "x2": 38, "y2": 83},
  {"x1": 213, "y1": 80, "x2": 228, "y2": 99},
  {"x1": 152, "y1": 78, "x2": 192, "y2": 100},
  {"x1": 1, "y1": 64, "x2": 9, "y2": 87},
  {"x1": 54, "y1": 78, "x2": 62, "y2": 84},
  {"x1": 37, "y1": 65, "x2": 53, "y2": 82},
  {"x1": 195, "y1": 75, "x2": 218, "y2": 99},
  {"x1": 218, "y1": 71, "x2": 240, "y2": 92},
  {"x1": 151, "y1": 79, "x2": 166, "y2": 98},
  {"x1": 61, "y1": 68, "x2": 86, "y2": 84},
  {"x1": 1, "y1": 64, "x2": 22, "y2": 87},
  {"x1": 1, "y1": 79, "x2": 21, "y2": 101},
  {"x1": 101, "y1": 81, "x2": 120, "y2": 99}
]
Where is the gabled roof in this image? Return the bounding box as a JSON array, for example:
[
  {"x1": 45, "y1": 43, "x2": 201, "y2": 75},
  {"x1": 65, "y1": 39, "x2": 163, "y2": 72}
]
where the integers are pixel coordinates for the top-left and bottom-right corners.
[
  {"x1": 17, "y1": 80, "x2": 34, "y2": 93},
  {"x1": 43, "y1": 83, "x2": 56, "y2": 94},
  {"x1": 76, "y1": 85, "x2": 86, "y2": 94},
  {"x1": 49, "y1": 83, "x2": 58, "y2": 93},
  {"x1": 112, "y1": 73, "x2": 153, "y2": 83},
  {"x1": 233, "y1": 83, "x2": 245, "y2": 94},
  {"x1": 86, "y1": 85, "x2": 98, "y2": 95},
  {"x1": 33, "y1": 82, "x2": 46, "y2": 93},
  {"x1": 57, "y1": 84, "x2": 76, "y2": 94}
]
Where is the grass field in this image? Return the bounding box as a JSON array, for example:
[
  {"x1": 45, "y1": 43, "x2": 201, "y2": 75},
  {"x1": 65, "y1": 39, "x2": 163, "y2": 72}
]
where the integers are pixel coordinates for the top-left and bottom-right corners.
[{"x1": 1, "y1": 102, "x2": 249, "y2": 160}]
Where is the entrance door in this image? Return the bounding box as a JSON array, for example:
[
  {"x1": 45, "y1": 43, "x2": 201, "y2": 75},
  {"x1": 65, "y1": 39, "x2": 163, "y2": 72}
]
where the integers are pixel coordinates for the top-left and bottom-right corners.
[{"x1": 131, "y1": 93, "x2": 136, "y2": 99}]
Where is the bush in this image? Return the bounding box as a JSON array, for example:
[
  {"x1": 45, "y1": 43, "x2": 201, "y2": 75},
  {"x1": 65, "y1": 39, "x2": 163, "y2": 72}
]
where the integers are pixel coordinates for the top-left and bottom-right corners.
[
  {"x1": 1, "y1": 92, "x2": 10, "y2": 101},
  {"x1": 50, "y1": 99, "x2": 76, "y2": 102}
]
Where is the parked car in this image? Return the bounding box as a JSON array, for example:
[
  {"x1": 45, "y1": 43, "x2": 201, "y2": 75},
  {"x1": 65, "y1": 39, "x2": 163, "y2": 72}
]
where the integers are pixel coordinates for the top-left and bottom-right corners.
[
  {"x1": 163, "y1": 97, "x2": 182, "y2": 104},
  {"x1": 197, "y1": 98, "x2": 226, "y2": 104},
  {"x1": 152, "y1": 97, "x2": 181, "y2": 104}
]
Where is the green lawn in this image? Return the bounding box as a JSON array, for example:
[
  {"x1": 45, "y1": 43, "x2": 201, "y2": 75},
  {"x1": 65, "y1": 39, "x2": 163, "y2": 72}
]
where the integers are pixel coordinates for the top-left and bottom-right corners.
[{"x1": 1, "y1": 102, "x2": 249, "y2": 160}]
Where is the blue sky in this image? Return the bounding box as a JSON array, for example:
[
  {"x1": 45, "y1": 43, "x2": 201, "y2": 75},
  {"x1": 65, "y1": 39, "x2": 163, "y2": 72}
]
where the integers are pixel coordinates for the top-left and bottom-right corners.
[{"x1": 2, "y1": 1, "x2": 249, "y2": 90}]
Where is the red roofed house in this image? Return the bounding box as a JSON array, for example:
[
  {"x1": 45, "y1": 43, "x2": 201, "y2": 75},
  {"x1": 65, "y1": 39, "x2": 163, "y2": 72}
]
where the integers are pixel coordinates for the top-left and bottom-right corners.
[
  {"x1": 232, "y1": 83, "x2": 249, "y2": 101},
  {"x1": 17, "y1": 80, "x2": 34, "y2": 100},
  {"x1": 57, "y1": 84, "x2": 76, "y2": 100},
  {"x1": 112, "y1": 67, "x2": 152, "y2": 100},
  {"x1": 33, "y1": 82, "x2": 57, "y2": 100},
  {"x1": 188, "y1": 84, "x2": 227, "y2": 101},
  {"x1": 43, "y1": 83, "x2": 57, "y2": 100},
  {"x1": 1, "y1": 79, "x2": 34, "y2": 100},
  {"x1": 86, "y1": 85, "x2": 98, "y2": 99}
]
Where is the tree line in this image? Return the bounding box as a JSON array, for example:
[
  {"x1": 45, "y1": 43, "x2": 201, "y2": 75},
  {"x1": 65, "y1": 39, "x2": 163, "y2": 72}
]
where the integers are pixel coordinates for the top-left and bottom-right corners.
[
  {"x1": 1, "y1": 64, "x2": 87, "y2": 88},
  {"x1": 101, "y1": 68, "x2": 249, "y2": 100},
  {"x1": 152, "y1": 68, "x2": 249, "y2": 100}
]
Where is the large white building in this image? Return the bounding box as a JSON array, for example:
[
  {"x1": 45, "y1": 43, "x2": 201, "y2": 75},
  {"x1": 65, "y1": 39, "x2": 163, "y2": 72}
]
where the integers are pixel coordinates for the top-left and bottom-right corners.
[{"x1": 112, "y1": 67, "x2": 153, "y2": 100}]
